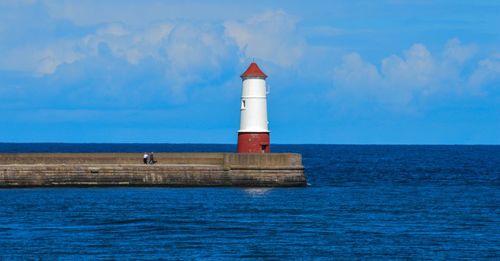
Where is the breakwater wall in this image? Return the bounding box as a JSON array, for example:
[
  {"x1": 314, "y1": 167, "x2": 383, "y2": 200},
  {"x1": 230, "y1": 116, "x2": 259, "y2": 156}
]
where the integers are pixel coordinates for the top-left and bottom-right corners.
[{"x1": 0, "y1": 153, "x2": 306, "y2": 187}]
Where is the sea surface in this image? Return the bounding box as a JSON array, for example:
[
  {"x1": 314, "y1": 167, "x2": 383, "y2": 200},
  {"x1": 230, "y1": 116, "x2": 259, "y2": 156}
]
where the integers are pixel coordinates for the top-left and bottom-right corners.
[{"x1": 0, "y1": 144, "x2": 499, "y2": 259}]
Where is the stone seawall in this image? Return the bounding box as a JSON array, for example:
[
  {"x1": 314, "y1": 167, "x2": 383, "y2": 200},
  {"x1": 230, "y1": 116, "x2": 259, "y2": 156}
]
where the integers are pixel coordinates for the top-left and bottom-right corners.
[{"x1": 0, "y1": 153, "x2": 306, "y2": 187}]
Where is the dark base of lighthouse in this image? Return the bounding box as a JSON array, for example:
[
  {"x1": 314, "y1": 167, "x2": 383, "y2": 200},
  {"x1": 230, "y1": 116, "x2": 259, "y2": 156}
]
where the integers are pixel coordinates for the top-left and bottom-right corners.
[{"x1": 237, "y1": 132, "x2": 270, "y2": 153}]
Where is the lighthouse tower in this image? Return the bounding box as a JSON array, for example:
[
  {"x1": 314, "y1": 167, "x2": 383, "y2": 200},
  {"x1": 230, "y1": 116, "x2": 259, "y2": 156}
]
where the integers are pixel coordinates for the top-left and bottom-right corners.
[{"x1": 237, "y1": 62, "x2": 270, "y2": 153}]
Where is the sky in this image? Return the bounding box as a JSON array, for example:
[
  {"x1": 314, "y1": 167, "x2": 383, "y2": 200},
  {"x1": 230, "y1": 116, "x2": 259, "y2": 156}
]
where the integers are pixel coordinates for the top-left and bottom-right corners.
[{"x1": 0, "y1": 0, "x2": 499, "y2": 144}]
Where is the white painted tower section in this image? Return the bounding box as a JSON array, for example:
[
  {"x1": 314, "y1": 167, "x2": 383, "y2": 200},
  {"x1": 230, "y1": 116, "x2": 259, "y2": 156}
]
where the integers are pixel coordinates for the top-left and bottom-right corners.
[{"x1": 238, "y1": 78, "x2": 269, "y2": 133}]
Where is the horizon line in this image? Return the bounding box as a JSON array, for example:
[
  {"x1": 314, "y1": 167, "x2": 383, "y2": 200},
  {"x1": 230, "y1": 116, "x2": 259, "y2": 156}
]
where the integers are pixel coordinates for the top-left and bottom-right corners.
[{"x1": 0, "y1": 142, "x2": 498, "y2": 146}]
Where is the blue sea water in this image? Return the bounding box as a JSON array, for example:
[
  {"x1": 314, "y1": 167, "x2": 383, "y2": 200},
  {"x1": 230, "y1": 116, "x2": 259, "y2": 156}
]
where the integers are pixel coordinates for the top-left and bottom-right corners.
[{"x1": 0, "y1": 144, "x2": 499, "y2": 259}]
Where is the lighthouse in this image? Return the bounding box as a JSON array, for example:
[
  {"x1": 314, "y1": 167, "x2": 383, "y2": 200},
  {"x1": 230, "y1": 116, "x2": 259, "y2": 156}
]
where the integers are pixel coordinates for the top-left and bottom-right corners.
[{"x1": 237, "y1": 62, "x2": 270, "y2": 153}]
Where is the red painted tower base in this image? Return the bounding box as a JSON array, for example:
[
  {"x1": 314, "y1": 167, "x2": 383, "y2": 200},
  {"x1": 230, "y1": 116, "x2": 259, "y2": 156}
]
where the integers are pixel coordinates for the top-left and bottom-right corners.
[{"x1": 237, "y1": 132, "x2": 270, "y2": 153}]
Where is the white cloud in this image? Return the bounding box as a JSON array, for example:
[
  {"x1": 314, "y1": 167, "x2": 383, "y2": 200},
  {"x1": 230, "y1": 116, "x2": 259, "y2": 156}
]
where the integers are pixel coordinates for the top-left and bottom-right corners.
[
  {"x1": 333, "y1": 53, "x2": 380, "y2": 88},
  {"x1": 165, "y1": 24, "x2": 229, "y2": 71},
  {"x1": 381, "y1": 43, "x2": 438, "y2": 95},
  {"x1": 81, "y1": 22, "x2": 174, "y2": 64},
  {"x1": 163, "y1": 23, "x2": 236, "y2": 96},
  {"x1": 2, "y1": 18, "x2": 242, "y2": 103},
  {"x1": 0, "y1": 22, "x2": 176, "y2": 75},
  {"x1": 443, "y1": 38, "x2": 477, "y2": 64},
  {"x1": 468, "y1": 54, "x2": 500, "y2": 90},
  {"x1": 96, "y1": 23, "x2": 129, "y2": 37},
  {"x1": 0, "y1": 8, "x2": 304, "y2": 91},
  {"x1": 332, "y1": 39, "x2": 484, "y2": 108},
  {"x1": 0, "y1": 2, "x2": 308, "y2": 88},
  {"x1": 0, "y1": 40, "x2": 82, "y2": 75},
  {"x1": 224, "y1": 10, "x2": 304, "y2": 67},
  {"x1": 36, "y1": 42, "x2": 82, "y2": 74}
]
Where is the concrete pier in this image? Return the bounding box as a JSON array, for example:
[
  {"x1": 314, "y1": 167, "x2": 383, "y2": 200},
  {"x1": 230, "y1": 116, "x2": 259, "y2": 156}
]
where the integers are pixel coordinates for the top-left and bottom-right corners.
[{"x1": 0, "y1": 153, "x2": 306, "y2": 187}]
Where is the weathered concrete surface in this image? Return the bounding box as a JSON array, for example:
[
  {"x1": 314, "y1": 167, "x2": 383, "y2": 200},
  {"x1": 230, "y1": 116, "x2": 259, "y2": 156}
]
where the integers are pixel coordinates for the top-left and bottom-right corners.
[{"x1": 0, "y1": 153, "x2": 306, "y2": 187}]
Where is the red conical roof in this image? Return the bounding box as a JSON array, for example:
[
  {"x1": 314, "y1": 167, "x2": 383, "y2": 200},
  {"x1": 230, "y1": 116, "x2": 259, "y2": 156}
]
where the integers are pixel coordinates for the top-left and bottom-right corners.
[{"x1": 241, "y1": 62, "x2": 267, "y2": 79}]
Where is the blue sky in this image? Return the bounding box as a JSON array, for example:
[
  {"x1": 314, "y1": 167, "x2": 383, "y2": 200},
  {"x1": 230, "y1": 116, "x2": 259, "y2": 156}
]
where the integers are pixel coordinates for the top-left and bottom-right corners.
[{"x1": 0, "y1": 0, "x2": 499, "y2": 144}]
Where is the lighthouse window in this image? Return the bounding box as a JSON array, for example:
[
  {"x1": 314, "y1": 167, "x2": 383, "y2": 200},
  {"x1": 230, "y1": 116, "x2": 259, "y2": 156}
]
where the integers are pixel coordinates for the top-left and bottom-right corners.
[{"x1": 241, "y1": 100, "x2": 246, "y2": 109}]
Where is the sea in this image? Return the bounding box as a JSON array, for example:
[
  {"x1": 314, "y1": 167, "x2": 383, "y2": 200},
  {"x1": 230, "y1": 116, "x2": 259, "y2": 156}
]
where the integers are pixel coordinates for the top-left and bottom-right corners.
[{"x1": 0, "y1": 144, "x2": 498, "y2": 259}]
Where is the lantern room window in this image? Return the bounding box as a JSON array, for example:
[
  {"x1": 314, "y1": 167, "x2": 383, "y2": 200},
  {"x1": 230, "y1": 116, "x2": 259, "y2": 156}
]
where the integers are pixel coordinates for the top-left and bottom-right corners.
[{"x1": 241, "y1": 100, "x2": 246, "y2": 109}]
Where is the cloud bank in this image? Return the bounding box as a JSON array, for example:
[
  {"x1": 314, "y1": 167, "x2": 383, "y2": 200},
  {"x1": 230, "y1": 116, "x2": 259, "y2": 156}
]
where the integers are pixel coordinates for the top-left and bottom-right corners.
[
  {"x1": 331, "y1": 39, "x2": 498, "y2": 110},
  {"x1": 0, "y1": 4, "x2": 306, "y2": 108}
]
